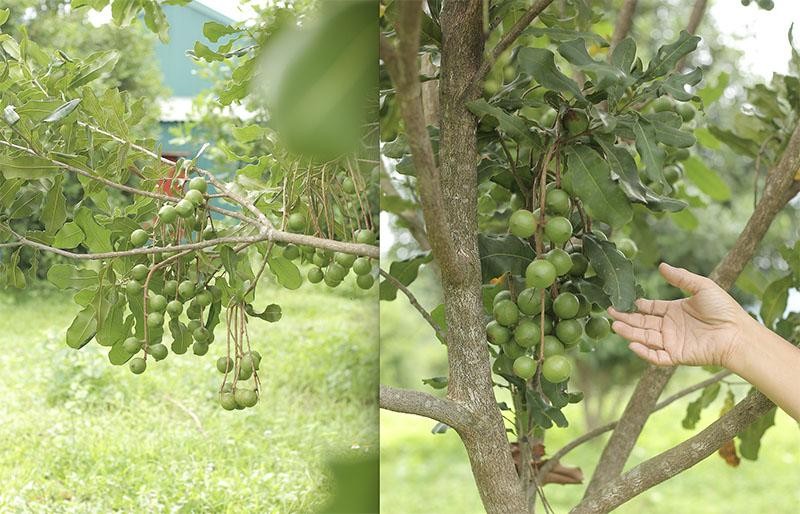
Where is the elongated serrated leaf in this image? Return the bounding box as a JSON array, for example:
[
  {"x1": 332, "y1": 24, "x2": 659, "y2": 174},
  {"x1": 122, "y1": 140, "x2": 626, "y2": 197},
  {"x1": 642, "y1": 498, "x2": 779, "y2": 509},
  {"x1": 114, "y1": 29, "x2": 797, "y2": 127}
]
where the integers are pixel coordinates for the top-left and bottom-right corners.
[
  {"x1": 518, "y1": 47, "x2": 585, "y2": 102},
  {"x1": 594, "y1": 137, "x2": 646, "y2": 202},
  {"x1": 557, "y1": 39, "x2": 625, "y2": 90},
  {"x1": 0, "y1": 8, "x2": 9, "y2": 26},
  {"x1": 203, "y1": 21, "x2": 235, "y2": 42},
  {"x1": 738, "y1": 405, "x2": 777, "y2": 460},
  {"x1": 42, "y1": 175, "x2": 67, "y2": 234},
  {"x1": 206, "y1": 299, "x2": 222, "y2": 331},
  {"x1": 267, "y1": 255, "x2": 302, "y2": 290},
  {"x1": 682, "y1": 382, "x2": 721, "y2": 429},
  {"x1": 466, "y1": 99, "x2": 534, "y2": 143},
  {"x1": 523, "y1": 27, "x2": 608, "y2": 47},
  {"x1": 43, "y1": 99, "x2": 81, "y2": 123},
  {"x1": 563, "y1": 145, "x2": 632, "y2": 228},
  {"x1": 643, "y1": 30, "x2": 700, "y2": 80},
  {"x1": 69, "y1": 51, "x2": 119, "y2": 89},
  {"x1": 707, "y1": 127, "x2": 759, "y2": 157},
  {"x1": 47, "y1": 263, "x2": 97, "y2": 289},
  {"x1": 75, "y1": 206, "x2": 112, "y2": 252},
  {"x1": 379, "y1": 252, "x2": 433, "y2": 301},
  {"x1": 8, "y1": 190, "x2": 41, "y2": 219},
  {"x1": 53, "y1": 221, "x2": 85, "y2": 248},
  {"x1": 477, "y1": 233, "x2": 536, "y2": 283},
  {"x1": 660, "y1": 68, "x2": 703, "y2": 101},
  {"x1": 66, "y1": 305, "x2": 96, "y2": 349},
  {"x1": 0, "y1": 178, "x2": 21, "y2": 208},
  {"x1": 645, "y1": 115, "x2": 696, "y2": 148},
  {"x1": 631, "y1": 116, "x2": 666, "y2": 184},
  {"x1": 684, "y1": 157, "x2": 731, "y2": 201},
  {"x1": 759, "y1": 274, "x2": 792, "y2": 328},
  {"x1": 582, "y1": 235, "x2": 636, "y2": 311},
  {"x1": 0, "y1": 154, "x2": 59, "y2": 180},
  {"x1": 611, "y1": 37, "x2": 636, "y2": 73}
]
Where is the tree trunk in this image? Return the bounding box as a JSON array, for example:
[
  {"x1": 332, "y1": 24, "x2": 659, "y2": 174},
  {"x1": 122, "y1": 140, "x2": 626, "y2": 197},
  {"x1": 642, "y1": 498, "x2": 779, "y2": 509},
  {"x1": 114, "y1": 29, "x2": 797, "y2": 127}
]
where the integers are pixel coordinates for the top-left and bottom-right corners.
[{"x1": 438, "y1": 2, "x2": 527, "y2": 512}]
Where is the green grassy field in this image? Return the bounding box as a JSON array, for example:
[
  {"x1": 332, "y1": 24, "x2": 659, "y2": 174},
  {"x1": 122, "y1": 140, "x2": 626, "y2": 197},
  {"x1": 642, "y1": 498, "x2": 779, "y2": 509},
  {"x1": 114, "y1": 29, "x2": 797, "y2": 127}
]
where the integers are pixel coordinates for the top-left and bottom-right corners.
[
  {"x1": 380, "y1": 292, "x2": 800, "y2": 514},
  {"x1": 0, "y1": 277, "x2": 378, "y2": 513}
]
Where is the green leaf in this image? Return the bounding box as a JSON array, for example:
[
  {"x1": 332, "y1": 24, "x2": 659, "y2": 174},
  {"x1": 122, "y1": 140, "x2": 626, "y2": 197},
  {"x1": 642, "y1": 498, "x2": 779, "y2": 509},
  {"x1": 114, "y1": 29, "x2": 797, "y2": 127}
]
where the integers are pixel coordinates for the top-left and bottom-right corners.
[
  {"x1": 47, "y1": 264, "x2": 97, "y2": 289},
  {"x1": 430, "y1": 303, "x2": 447, "y2": 342},
  {"x1": 557, "y1": 39, "x2": 625, "y2": 90},
  {"x1": 267, "y1": 255, "x2": 302, "y2": 290},
  {"x1": 169, "y1": 318, "x2": 193, "y2": 353},
  {"x1": 69, "y1": 51, "x2": 120, "y2": 89},
  {"x1": 683, "y1": 157, "x2": 731, "y2": 201},
  {"x1": 66, "y1": 305, "x2": 96, "y2": 349},
  {"x1": 43, "y1": 99, "x2": 82, "y2": 123},
  {"x1": 231, "y1": 124, "x2": 267, "y2": 144},
  {"x1": 466, "y1": 99, "x2": 535, "y2": 143},
  {"x1": 645, "y1": 114, "x2": 696, "y2": 148},
  {"x1": 660, "y1": 68, "x2": 703, "y2": 101},
  {"x1": 707, "y1": 126, "x2": 759, "y2": 157},
  {"x1": 0, "y1": 154, "x2": 59, "y2": 179},
  {"x1": 610, "y1": 37, "x2": 636, "y2": 73},
  {"x1": 379, "y1": 252, "x2": 433, "y2": 301},
  {"x1": 682, "y1": 382, "x2": 721, "y2": 429},
  {"x1": 75, "y1": 207, "x2": 112, "y2": 252},
  {"x1": 42, "y1": 175, "x2": 67, "y2": 234},
  {"x1": 206, "y1": 299, "x2": 223, "y2": 332},
  {"x1": 422, "y1": 376, "x2": 448, "y2": 390},
  {"x1": 8, "y1": 190, "x2": 42, "y2": 219},
  {"x1": 0, "y1": 8, "x2": 9, "y2": 26},
  {"x1": 245, "y1": 303, "x2": 282, "y2": 322},
  {"x1": 582, "y1": 235, "x2": 636, "y2": 312},
  {"x1": 0, "y1": 179, "x2": 22, "y2": 208},
  {"x1": 523, "y1": 27, "x2": 608, "y2": 47},
  {"x1": 262, "y1": 0, "x2": 377, "y2": 159},
  {"x1": 53, "y1": 221, "x2": 85, "y2": 248},
  {"x1": 759, "y1": 274, "x2": 792, "y2": 329},
  {"x1": 643, "y1": 30, "x2": 700, "y2": 80},
  {"x1": 517, "y1": 47, "x2": 585, "y2": 102},
  {"x1": 563, "y1": 145, "x2": 632, "y2": 228},
  {"x1": 477, "y1": 233, "x2": 536, "y2": 283},
  {"x1": 191, "y1": 41, "x2": 224, "y2": 62},
  {"x1": 738, "y1": 404, "x2": 777, "y2": 460},
  {"x1": 630, "y1": 116, "x2": 666, "y2": 184},
  {"x1": 108, "y1": 338, "x2": 135, "y2": 365},
  {"x1": 96, "y1": 294, "x2": 127, "y2": 347},
  {"x1": 203, "y1": 21, "x2": 235, "y2": 42}
]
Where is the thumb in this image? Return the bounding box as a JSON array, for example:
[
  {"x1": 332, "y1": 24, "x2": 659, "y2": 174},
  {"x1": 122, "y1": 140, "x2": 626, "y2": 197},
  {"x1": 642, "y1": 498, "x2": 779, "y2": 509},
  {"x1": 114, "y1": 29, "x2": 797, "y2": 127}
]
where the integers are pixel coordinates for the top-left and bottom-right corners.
[{"x1": 659, "y1": 262, "x2": 709, "y2": 294}]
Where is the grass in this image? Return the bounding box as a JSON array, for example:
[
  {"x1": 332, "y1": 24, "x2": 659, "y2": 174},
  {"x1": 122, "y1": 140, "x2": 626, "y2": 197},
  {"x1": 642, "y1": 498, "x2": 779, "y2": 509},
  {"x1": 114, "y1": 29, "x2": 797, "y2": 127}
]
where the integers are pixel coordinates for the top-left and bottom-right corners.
[
  {"x1": 0, "y1": 276, "x2": 378, "y2": 513},
  {"x1": 380, "y1": 286, "x2": 800, "y2": 514}
]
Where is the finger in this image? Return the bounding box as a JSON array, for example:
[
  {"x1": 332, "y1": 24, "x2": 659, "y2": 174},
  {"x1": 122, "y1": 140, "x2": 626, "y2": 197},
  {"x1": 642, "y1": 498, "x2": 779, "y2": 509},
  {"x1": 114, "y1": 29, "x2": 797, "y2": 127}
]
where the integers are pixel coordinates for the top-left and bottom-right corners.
[
  {"x1": 611, "y1": 321, "x2": 663, "y2": 349},
  {"x1": 659, "y1": 262, "x2": 710, "y2": 295},
  {"x1": 628, "y1": 342, "x2": 675, "y2": 367},
  {"x1": 607, "y1": 308, "x2": 662, "y2": 330},
  {"x1": 635, "y1": 298, "x2": 670, "y2": 316}
]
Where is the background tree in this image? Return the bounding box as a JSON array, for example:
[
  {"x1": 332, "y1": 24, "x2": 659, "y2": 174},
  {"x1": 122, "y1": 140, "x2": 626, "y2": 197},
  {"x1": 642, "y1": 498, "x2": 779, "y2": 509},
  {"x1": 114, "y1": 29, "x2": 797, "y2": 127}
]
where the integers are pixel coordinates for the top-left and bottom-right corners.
[{"x1": 379, "y1": 0, "x2": 799, "y2": 512}]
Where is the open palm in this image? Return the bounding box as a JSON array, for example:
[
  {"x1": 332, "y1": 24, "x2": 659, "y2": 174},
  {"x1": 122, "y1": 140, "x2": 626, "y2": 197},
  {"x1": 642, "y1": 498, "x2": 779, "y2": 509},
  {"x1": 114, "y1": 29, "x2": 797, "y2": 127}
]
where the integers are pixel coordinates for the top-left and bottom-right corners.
[{"x1": 608, "y1": 263, "x2": 747, "y2": 367}]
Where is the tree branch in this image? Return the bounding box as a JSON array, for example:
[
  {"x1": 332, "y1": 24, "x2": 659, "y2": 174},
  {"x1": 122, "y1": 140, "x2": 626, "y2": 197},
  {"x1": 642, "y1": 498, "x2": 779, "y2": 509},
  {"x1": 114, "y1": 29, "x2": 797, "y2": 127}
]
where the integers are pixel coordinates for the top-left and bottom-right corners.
[
  {"x1": 610, "y1": 0, "x2": 638, "y2": 50},
  {"x1": 476, "y1": 0, "x2": 556, "y2": 82},
  {"x1": 382, "y1": 0, "x2": 462, "y2": 281},
  {"x1": 540, "y1": 370, "x2": 731, "y2": 478},
  {"x1": 379, "y1": 384, "x2": 474, "y2": 432},
  {"x1": 379, "y1": 268, "x2": 445, "y2": 340},
  {"x1": 572, "y1": 391, "x2": 774, "y2": 514},
  {"x1": 584, "y1": 121, "x2": 800, "y2": 496}
]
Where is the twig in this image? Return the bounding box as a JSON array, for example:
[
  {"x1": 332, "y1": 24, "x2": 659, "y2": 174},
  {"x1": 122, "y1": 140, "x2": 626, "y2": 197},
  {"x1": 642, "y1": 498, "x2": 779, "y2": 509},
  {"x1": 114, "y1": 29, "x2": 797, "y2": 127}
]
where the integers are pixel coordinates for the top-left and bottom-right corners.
[{"x1": 379, "y1": 268, "x2": 445, "y2": 341}]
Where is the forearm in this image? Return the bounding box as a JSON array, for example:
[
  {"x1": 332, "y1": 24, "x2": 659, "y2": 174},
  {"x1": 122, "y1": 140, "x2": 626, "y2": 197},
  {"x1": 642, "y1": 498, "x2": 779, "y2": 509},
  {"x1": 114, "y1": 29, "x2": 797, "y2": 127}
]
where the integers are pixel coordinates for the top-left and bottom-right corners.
[{"x1": 726, "y1": 318, "x2": 800, "y2": 421}]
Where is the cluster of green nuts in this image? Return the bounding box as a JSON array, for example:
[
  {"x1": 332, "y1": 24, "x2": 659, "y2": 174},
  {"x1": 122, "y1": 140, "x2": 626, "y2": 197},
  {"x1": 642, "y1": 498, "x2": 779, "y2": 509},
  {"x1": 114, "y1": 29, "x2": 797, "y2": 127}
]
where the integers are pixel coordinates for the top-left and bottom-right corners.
[
  {"x1": 282, "y1": 227, "x2": 377, "y2": 290},
  {"x1": 488, "y1": 186, "x2": 629, "y2": 385},
  {"x1": 215, "y1": 351, "x2": 261, "y2": 410},
  {"x1": 123, "y1": 264, "x2": 222, "y2": 375}
]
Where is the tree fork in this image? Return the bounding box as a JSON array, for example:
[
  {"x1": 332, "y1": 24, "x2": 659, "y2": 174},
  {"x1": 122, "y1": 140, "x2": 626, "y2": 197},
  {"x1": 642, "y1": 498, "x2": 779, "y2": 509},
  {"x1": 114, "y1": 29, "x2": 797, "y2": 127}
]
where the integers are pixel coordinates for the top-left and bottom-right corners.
[{"x1": 583, "y1": 122, "x2": 800, "y2": 497}]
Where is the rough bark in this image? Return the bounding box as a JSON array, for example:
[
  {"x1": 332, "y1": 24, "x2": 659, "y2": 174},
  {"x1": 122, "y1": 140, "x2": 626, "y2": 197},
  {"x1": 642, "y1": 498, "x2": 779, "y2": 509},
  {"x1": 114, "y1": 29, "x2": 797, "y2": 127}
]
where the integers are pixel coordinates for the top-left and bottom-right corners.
[
  {"x1": 583, "y1": 122, "x2": 800, "y2": 498},
  {"x1": 610, "y1": 0, "x2": 638, "y2": 49},
  {"x1": 438, "y1": 2, "x2": 527, "y2": 512},
  {"x1": 572, "y1": 391, "x2": 774, "y2": 514},
  {"x1": 379, "y1": 385, "x2": 474, "y2": 430}
]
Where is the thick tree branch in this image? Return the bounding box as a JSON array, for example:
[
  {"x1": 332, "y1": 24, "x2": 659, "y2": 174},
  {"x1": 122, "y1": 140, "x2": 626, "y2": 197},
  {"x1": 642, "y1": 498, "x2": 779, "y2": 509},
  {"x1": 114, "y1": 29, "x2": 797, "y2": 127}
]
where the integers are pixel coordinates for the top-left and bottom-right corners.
[
  {"x1": 572, "y1": 391, "x2": 774, "y2": 514},
  {"x1": 382, "y1": 1, "x2": 461, "y2": 280},
  {"x1": 476, "y1": 0, "x2": 557, "y2": 82},
  {"x1": 610, "y1": 0, "x2": 638, "y2": 50},
  {"x1": 379, "y1": 268, "x2": 445, "y2": 341},
  {"x1": 379, "y1": 384, "x2": 473, "y2": 432},
  {"x1": 584, "y1": 122, "x2": 800, "y2": 496},
  {"x1": 540, "y1": 370, "x2": 731, "y2": 478}
]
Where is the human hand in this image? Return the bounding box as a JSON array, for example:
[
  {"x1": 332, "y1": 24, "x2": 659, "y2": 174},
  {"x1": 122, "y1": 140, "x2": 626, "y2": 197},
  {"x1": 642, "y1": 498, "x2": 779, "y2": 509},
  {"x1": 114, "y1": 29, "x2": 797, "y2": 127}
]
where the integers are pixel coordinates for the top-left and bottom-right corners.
[{"x1": 607, "y1": 263, "x2": 754, "y2": 368}]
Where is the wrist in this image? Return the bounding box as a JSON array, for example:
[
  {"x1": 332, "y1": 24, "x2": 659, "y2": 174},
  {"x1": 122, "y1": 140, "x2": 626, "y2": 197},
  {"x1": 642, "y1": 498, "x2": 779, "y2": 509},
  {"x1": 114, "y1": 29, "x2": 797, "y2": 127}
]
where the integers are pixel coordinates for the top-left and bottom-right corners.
[{"x1": 722, "y1": 313, "x2": 763, "y2": 372}]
